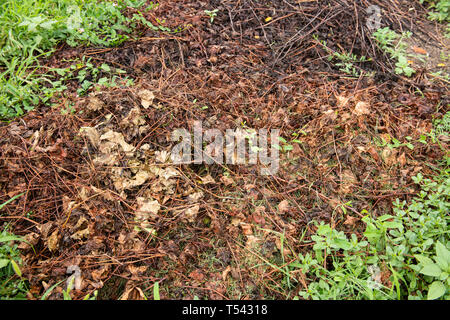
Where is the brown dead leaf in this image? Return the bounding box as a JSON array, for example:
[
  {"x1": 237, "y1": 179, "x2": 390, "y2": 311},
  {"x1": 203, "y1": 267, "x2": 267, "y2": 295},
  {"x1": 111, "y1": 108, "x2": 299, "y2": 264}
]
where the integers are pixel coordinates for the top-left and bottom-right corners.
[
  {"x1": 47, "y1": 230, "x2": 60, "y2": 252},
  {"x1": 183, "y1": 205, "x2": 200, "y2": 223},
  {"x1": 138, "y1": 89, "x2": 155, "y2": 109},
  {"x1": 343, "y1": 215, "x2": 359, "y2": 226},
  {"x1": 189, "y1": 269, "x2": 205, "y2": 281},
  {"x1": 220, "y1": 175, "x2": 234, "y2": 186},
  {"x1": 222, "y1": 266, "x2": 232, "y2": 281},
  {"x1": 354, "y1": 101, "x2": 370, "y2": 116},
  {"x1": 201, "y1": 174, "x2": 215, "y2": 185},
  {"x1": 412, "y1": 46, "x2": 427, "y2": 55},
  {"x1": 278, "y1": 200, "x2": 290, "y2": 214}
]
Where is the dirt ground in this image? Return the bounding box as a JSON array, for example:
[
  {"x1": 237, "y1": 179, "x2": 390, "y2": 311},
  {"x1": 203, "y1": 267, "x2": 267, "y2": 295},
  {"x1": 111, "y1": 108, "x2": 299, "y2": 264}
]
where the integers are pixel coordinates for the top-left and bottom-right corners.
[{"x1": 0, "y1": 0, "x2": 448, "y2": 299}]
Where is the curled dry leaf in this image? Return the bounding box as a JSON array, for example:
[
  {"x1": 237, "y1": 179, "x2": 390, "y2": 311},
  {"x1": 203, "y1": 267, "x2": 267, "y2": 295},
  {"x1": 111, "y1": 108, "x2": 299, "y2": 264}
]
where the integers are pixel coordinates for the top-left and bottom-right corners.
[
  {"x1": 278, "y1": 200, "x2": 290, "y2": 214},
  {"x1": 138, "y1": 89, "x2": 155, "y2": 109},
  {"x1": 87, "y1": 97, "x2": 104, "y2": 111},
  {"x1": 183, "y1": 205, "x2": 200, "y2": 223},
  {"x1": 339, "y1": 169, "x2": 358, "y2": 194},
  {"x1": 47, "y1": 230, "x2": 60, "y2": 252},
  {"x1": 354, "y1": 101, "x2": 370, "y2": 116},
  {"x1": 136, "y1": 197, "x2": 160, "y2": 221},
  {"x1": 100, "y1": 130, "x2": 135, "y2": 153},
  {"x1": 79, "y1": 127, "x2": 100, "y2": 147},
  {"x1": 113, "y1": 170, "x2": 151, "y2": 191},
  {"x1": 201, "y1": 174, "x2": 216, "y2": 185}
]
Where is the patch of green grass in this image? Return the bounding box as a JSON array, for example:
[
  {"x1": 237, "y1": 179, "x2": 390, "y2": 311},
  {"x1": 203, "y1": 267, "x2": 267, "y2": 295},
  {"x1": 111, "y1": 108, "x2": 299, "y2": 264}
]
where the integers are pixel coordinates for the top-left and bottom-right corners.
[
  {"x1": 0, "y1": 0, "x2": 162, "y2": 119},
  {"x1": 373, "y1": 27, "x2": 416, "y2": 77}
]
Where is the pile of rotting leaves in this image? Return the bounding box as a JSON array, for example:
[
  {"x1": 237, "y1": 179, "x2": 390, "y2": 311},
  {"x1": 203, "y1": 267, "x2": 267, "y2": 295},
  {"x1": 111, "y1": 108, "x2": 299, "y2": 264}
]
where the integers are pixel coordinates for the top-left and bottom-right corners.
[{"x1": 0, "y1": 0, "x2": 448, "y2": 299}]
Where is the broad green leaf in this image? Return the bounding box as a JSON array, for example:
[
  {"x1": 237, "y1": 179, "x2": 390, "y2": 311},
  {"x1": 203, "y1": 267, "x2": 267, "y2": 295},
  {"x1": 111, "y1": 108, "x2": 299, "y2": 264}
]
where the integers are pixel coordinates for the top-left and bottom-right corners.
[
  {"x1": 420, "y1": 264, "x2": 442, "y2": 277},
  {"x1": 427, "y1": 281, "x2": 446, "y2": 300}
]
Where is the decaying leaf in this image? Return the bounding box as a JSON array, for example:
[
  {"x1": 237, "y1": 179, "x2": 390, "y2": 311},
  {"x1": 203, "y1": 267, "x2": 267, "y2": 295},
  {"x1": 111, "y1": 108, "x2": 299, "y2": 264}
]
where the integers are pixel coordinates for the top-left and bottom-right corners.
[
  {"x1": 135, "y1": 197, "x2": 160, "y2": 230},
  {"x1": 138, "y1": 89, "x2": 155, "y2": 109},
  {"x1": 87, "y1": 97, "x2": 104, "y2": 111},
  {"x1": 47, "y1": 230, "x2": 60, "y2": 252},
  {"x1": 278, "y1": 200, "x2": 290, "y2": 214},
  {"x1": 354, "y1": 101, "x2": 370, "y2": 116}
]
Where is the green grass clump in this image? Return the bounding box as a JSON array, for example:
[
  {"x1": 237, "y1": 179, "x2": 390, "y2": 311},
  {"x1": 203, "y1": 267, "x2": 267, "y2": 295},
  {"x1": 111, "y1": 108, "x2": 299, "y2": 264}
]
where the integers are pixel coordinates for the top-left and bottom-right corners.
[
  {"x1": 0, "y1": 0, "x2": 158, "y2": 119},
  {"x1": 287, "y1": 163, "x2": 449, "y2": 300}
]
